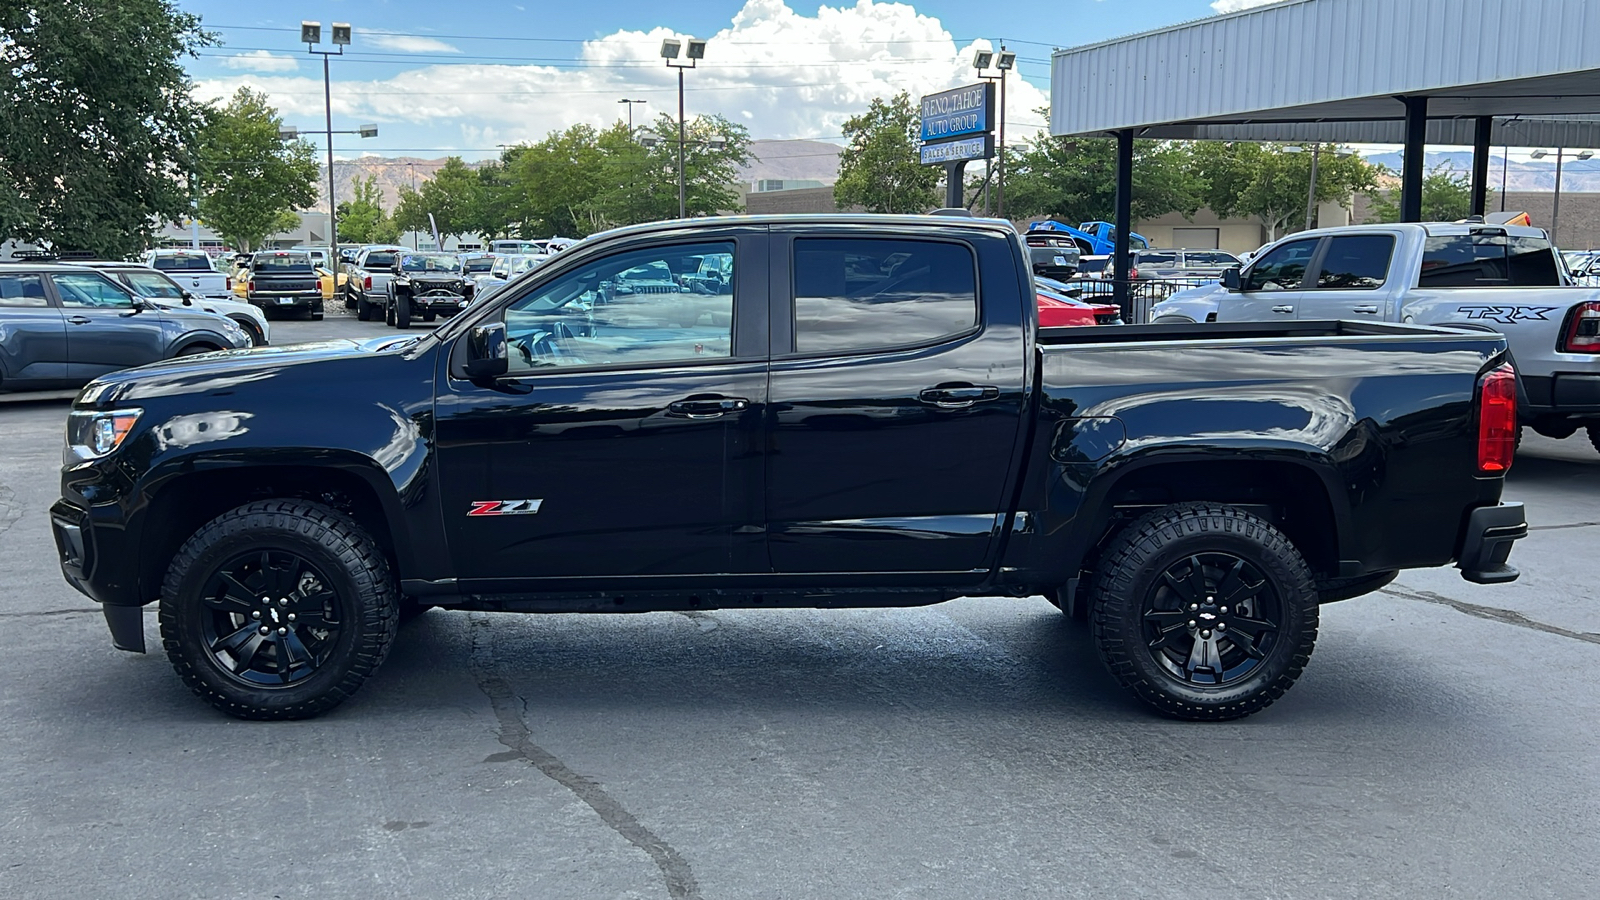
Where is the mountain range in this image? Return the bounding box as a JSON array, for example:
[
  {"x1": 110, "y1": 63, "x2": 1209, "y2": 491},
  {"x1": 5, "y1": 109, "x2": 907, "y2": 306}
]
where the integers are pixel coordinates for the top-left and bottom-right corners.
[
  {"x1": 1363, "y1": 150, "x2": 1600, "y2": 193},
  {"x1": 313, "y1": 139, "x2": 845, "y2": 213}
]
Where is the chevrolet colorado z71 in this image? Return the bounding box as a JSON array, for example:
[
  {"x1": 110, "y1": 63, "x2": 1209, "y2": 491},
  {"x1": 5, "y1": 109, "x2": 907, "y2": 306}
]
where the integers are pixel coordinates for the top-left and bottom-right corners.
[{"x1": 52, "y1": 215, "x2": 1527, "y2": 722}]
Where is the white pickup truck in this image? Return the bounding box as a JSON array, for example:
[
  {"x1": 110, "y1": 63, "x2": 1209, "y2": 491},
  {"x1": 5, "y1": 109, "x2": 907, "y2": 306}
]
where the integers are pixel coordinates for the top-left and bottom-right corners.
[
  {"x1": 343, "y1": 245, "x2": 409, "y2": 321},
  {"x1": 142, "y1": 249, "x2": 232, "y2": 300},
  {"x1": 1151, "y1": 222, "x2": 1600, "y2": 454}
]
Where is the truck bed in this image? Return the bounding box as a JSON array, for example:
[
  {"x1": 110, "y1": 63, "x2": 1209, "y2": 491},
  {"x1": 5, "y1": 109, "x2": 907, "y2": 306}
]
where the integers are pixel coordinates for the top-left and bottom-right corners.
[{"x1": 1037, "y1": 319, "x2": 1458, "y2": 345}]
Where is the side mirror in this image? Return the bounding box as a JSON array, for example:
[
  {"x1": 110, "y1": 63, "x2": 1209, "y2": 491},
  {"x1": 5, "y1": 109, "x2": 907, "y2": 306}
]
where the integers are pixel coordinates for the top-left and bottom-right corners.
[
  {"x1": 181, "y1": 291, "x2": 195, "y2": 305},
  {"x1": 464, "y1": 323, "x2": 509, "y2": 381},
  {"x1": 1221, "y1": 268, "x2": 1242, "y2": 291}
]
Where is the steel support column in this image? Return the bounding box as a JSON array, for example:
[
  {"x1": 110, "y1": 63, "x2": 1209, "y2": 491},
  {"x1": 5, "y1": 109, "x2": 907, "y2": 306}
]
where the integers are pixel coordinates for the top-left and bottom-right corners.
[
  {"x1": 944, "y1": 161, "x2": 968, "y2": 209},
  {"x1": 1112, "y1": 129, "x2": 1134, "y2": 320},
  {"x1": 1470, "y1": 116, "x2": 1493, "y2": 217},
  {"x1": 1400, "y1": 96, "x2": 1428, "y2": 222}
]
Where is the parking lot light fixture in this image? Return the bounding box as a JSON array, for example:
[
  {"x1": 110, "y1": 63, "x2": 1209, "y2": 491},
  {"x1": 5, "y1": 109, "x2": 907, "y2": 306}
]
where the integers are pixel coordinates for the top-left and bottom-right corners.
[
  {"x1": 305, "y1": 18, "x2": 352, "y2": 272},
  {"x1": 973, "y1": 49, "x2": 993, "y2": 70},
  {"x1": 974, "y1": 45, "x2": 1012, "y2": 219},
  {"x1": 663, "y1": 35, "x2": 704, "y2": 218},
  {"x1": 618, "y1": 98, "x2": 647, "y2": 135},
  {"x1": 1533, "y1": 148, "x2": 1596, "y2": 246}
]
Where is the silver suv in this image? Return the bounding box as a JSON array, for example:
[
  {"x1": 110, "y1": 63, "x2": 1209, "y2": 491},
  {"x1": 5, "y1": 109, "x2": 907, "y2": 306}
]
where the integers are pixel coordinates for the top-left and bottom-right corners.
[{"x1": 0, "y1": 263, "x2": 250, "y2": 392}]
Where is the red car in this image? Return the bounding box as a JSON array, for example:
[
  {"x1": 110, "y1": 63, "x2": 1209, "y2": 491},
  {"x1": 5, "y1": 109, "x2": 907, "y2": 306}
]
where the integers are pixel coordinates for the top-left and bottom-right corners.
[{"x1": 1037, "y1": 287, "x2": 1121, "y2": 327}]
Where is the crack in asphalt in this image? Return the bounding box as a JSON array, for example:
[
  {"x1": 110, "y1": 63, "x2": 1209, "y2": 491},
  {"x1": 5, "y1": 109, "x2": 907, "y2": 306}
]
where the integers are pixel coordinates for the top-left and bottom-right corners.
[
  {"x1": 466, "y1": 613, "x2": 701, "y2": 900},
  {"x1": 1381, "y1": 586, "x2": 1600, "y2": 646},
  {"x1": 1529, "y1": 521, "x2": 1600, "y2": 531},
  {"x1": 0, "y1": 484, "x2": 21, "y2": 539},
  {"x1": 0, "y1": 608, "x2": 96, "y2": 618}
]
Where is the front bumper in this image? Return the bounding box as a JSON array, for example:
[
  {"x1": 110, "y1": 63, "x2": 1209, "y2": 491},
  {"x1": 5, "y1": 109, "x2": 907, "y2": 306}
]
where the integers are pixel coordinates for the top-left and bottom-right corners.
[
  {"x1": 50, "y1": 499, "x2": 147, "y2": 651},
  {"x1": 1457, "y1": 502, "x2": 1527, "y2": 585},
  {"x1": 413, "y1": 292, "x2": 471, "y2": 313}
]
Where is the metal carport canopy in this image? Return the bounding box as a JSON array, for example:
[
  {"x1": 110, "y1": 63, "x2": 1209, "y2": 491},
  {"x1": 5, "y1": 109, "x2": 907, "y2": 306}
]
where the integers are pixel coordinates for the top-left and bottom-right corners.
[{"x1": 1049, "y1": 0, "x2": 1600, "y2": 143}]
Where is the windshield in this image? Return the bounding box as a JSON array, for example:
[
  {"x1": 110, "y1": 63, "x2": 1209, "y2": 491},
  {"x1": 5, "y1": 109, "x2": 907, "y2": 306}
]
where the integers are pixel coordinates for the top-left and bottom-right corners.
[
  {"x1": 402, "y1": 253, "x2": 461, "y2": 273},
  {"x1": 151, "y1": 253, "x2": 213, "y2": 272},
  {"x1": 464, "y1": 257, "x2": 495, "y2": 273},
  {"x1": 252, "y1": 252, "x2": 313, "y2": 271},
  {"x1": 123, "y1": 271, "x2": 185, "y2": 298}
]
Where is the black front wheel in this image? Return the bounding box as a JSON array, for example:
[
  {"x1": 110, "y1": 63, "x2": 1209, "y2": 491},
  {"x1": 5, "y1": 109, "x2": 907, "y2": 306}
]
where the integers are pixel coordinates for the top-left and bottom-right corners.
[
  {"x1": 394, "y1": 293, "x2": 411, "y2": 328},
  {"x1": 1088, "y1": 503, "x2": 1318, "y2": 721},
  {"x1": 159, "y1": 500, "x2": 398, "y2": 720}
]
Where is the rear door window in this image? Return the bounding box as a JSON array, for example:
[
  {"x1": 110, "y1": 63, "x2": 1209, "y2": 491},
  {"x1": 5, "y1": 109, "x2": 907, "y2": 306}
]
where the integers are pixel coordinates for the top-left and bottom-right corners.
[
  {"x1": 0, "y1": 273, "x2": 49, "y2": 307},
  {"x1": 1314, "y1": 235, "x2": 1394, "y2": 289},
  {"x1": 791, "y1": 238, "x2": 977, "y2": 354}
]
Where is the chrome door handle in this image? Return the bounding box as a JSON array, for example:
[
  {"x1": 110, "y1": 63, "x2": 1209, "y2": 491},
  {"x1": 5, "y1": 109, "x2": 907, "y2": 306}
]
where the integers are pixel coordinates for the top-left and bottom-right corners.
[
  {"x1": 1351, "y1": 305, "x2": 1380, "y2": 314},
  {"x1": 1270, "y1": 305, "x2": 1295, "y2": 314}
]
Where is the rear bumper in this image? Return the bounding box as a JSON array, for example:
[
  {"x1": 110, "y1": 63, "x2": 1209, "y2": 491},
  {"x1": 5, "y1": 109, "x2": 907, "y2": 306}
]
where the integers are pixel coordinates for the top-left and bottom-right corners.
[
  {"x1": 249, "y1": 293, "x2": 323, "y2": 311},
  {"x1": 1519, "y1": 373, "x2": 1600, "y2": 418},
  {"x1": 1456, "y1": 502, "x2": 1527, "y2": 585}
]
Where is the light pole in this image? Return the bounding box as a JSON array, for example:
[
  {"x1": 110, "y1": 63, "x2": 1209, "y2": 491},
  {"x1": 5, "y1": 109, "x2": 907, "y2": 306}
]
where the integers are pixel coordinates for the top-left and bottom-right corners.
[
  {"x1": 661, "y1": 37, "x2": 706, "y2": 219},
  {"x1": 1531, "y1": 148, "x2": 1593, "y2": 246},
  {"x1": 618, "y1": 98, "x2": 647, "y2": 136},
  {"x1": 407, "y1": 162, "x2": 418, "y2": 249},
  {"x1": 302, "y1": 21, "x2": 353, "y2": 265},
  {"x1": 973, "y1": 47, "x2": 1016, "y2": 219},
  {"x1": 278, "y1": 118, "x2": 378, "y2": 249}
]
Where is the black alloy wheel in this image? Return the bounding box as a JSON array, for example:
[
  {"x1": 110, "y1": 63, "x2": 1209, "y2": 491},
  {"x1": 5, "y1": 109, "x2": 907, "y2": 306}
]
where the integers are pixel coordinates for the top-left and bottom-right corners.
[
  {"x1": 195, "y1": 549, "x2": 342, "y2": 687},
  {"x1": 160, "y1": 500, "x2": 398, "y2": 719},
  {"x1": 1139, "y1": 552, "x2": 1283, "y2": 687},
  {"x1": 1088, "y1": 503, "x2": 1318, "y2": 721}
]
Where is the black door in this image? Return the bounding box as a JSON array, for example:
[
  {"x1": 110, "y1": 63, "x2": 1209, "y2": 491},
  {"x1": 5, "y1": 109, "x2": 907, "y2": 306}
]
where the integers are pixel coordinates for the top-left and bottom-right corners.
[
  {"x1": 435, "y1": 230, "x2": 768, "y2": 589},
  {"x1": 0, "y1": 273, "x2": 69, "y2": 388},
  {"x1": 50, "y1": 271, "x2": 171, "y2": 379},
  {"x1": 764, "y1": 228, "x2": 1030, "y2": 579}
]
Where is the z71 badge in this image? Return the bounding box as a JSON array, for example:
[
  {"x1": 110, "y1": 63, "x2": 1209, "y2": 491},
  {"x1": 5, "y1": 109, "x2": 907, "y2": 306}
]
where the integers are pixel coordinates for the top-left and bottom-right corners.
[
  {"x1": 468, "y1": 499, "x2": 543, "y2": 516},
  {"x1": 1456, "y1": 305, "x2": 1557, "y2": 324}
]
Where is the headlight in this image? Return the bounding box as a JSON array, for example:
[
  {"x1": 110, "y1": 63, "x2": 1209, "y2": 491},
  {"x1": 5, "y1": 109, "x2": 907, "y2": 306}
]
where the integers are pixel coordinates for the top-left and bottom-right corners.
[{"x1": 67, "y1": 409, "x2": 143, "y2": 459}]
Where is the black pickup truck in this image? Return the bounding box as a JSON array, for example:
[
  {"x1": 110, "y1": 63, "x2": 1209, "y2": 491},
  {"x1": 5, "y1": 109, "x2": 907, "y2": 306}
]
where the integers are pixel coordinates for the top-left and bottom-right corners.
[
  {"x1": 242, "y1": 250, "x2": 324, "y2": 320},
  {"x1": 385, "y1": 251, "x2": 473, "y2": 327},
  {"x1": 51, "y1": 215, "x2": 1526, "y2": 722}
]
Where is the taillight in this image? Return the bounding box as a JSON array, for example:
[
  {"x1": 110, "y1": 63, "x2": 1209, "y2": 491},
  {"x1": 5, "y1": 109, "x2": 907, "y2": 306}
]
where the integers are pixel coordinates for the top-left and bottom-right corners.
[
  {"x1": 1127, "y1": 267, "x2": 1138, "y2": 280},
  {"x1": 1560, "y1": 301, "x2": 1600, "y2": 352},
  {"x1": 225, "y1": 276, "x2": 232, "y2": 290},
  {"x1": 1476, "y1": 363, "x2": 1517, "y2": 473},
  {"x1": 364, "y1": 275, "x2": 372, "y2": 290},
  {"x1": 247, "y1": 280, "x2": 255, "y2": 293}
]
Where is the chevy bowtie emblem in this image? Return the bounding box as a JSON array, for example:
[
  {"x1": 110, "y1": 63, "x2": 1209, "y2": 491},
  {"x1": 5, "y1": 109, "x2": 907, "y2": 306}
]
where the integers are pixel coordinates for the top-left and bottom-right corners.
[{"x1": 468, "y1": 499, "x2": 543, "y2": 516}]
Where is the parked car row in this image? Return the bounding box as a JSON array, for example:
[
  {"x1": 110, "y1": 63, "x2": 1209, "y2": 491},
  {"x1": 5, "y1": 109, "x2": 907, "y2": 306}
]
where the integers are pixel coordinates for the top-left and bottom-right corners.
[
  {"x1": 340, "y1": 241, "x2": 579, "y2": 328},
  {"x1": 0, "y1": 258, "x2": 252, "y2": 393}
]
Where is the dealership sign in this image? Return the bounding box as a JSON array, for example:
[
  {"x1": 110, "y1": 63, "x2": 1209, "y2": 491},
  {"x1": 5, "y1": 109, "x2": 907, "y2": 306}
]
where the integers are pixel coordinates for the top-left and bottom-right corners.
[
  {"x1": 919, "y1": 83, "x2": 994, "y2": 144},
  {"x1": 919, "y1": 134, "x2": 994, "y2": 165}
]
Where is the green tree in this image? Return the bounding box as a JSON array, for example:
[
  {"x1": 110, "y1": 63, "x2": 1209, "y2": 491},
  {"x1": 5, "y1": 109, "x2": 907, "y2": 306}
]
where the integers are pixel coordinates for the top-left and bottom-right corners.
[
  {"x1": 835, "y1": 92, "x2": 941, "y2": 214},
  {"x1": 1368, "y1": 162, "x2": 1478, "y2": 223},
  {"x1": 1006, "y1": 135, "x2": 1203, "y2": 223},
  {"x1": 335, "y1": 175, "x2": 395, "y2": 244},
  {"x1": 195, "y1": 88, "x2": 319, "y2": 251},
  {"x1": 392, "y1": 157, "x2": 480, "y2": 241},
  {"x1": 1194, "y1": 142, "x2": 1382, "y2": 239},
  {"x1": 503, "y1": 125, "x2": 609, "y2": 237},
  {"x1": 0, "y1": 0, "x2": 214, "y2": 257}
]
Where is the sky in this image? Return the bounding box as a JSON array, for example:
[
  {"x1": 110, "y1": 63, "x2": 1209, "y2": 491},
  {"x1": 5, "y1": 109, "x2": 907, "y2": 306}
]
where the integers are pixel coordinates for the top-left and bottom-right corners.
[{"x1": 180, "y1": 0, "x2": 1281, "y2": 162}]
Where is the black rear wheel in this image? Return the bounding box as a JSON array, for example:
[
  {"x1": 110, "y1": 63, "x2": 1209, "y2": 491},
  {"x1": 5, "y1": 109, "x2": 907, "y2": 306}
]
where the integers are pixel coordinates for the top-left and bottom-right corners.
[
  {"x1": 159, "y1": 500, "x2": 398, "y2": 720},
  {"x1": 1088, "y1": 503, "x2": 1318, "y2": 721}
]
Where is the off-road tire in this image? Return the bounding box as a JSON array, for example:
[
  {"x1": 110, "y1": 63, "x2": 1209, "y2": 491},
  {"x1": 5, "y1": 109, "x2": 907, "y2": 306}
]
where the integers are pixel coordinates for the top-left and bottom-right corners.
[
  {"x1": 384, "y1": 297, "x2": 396, "y2": 326},
  {"x1": 394, "y1": 293, "x2": 411, "y2": 329},
  {"x1": 159, "y1": 500, "x2": 398, "y2": 720},
  {"x1": 1088, "y1": 503, "x2": 1318, "y2": 721},
  {"x1": 356, "y1": 296, "x2": 374, "y2": 321}
]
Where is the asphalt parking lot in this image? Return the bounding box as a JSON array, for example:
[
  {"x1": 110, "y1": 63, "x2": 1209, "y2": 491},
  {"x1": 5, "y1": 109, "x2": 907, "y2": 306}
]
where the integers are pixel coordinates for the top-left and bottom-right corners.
[{"x1": 2, "y1": 311, "x2": 1598, "y2": 898}]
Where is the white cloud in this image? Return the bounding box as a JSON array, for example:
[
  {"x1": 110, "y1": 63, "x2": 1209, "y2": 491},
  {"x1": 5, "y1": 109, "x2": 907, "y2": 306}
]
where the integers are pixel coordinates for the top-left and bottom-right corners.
[
  {"x1": 219, "y1": 49, "x2": 298, "y2": 73},
  {"x1": 364, "y1": 31, "x2": 461, "y2": 54},
  {"x1": 1210, "y1": 0, "x2": 1284, "y2": 11},
  {"x1": 193, "y1": 0, "x2": 1050, "y2": 153}
]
